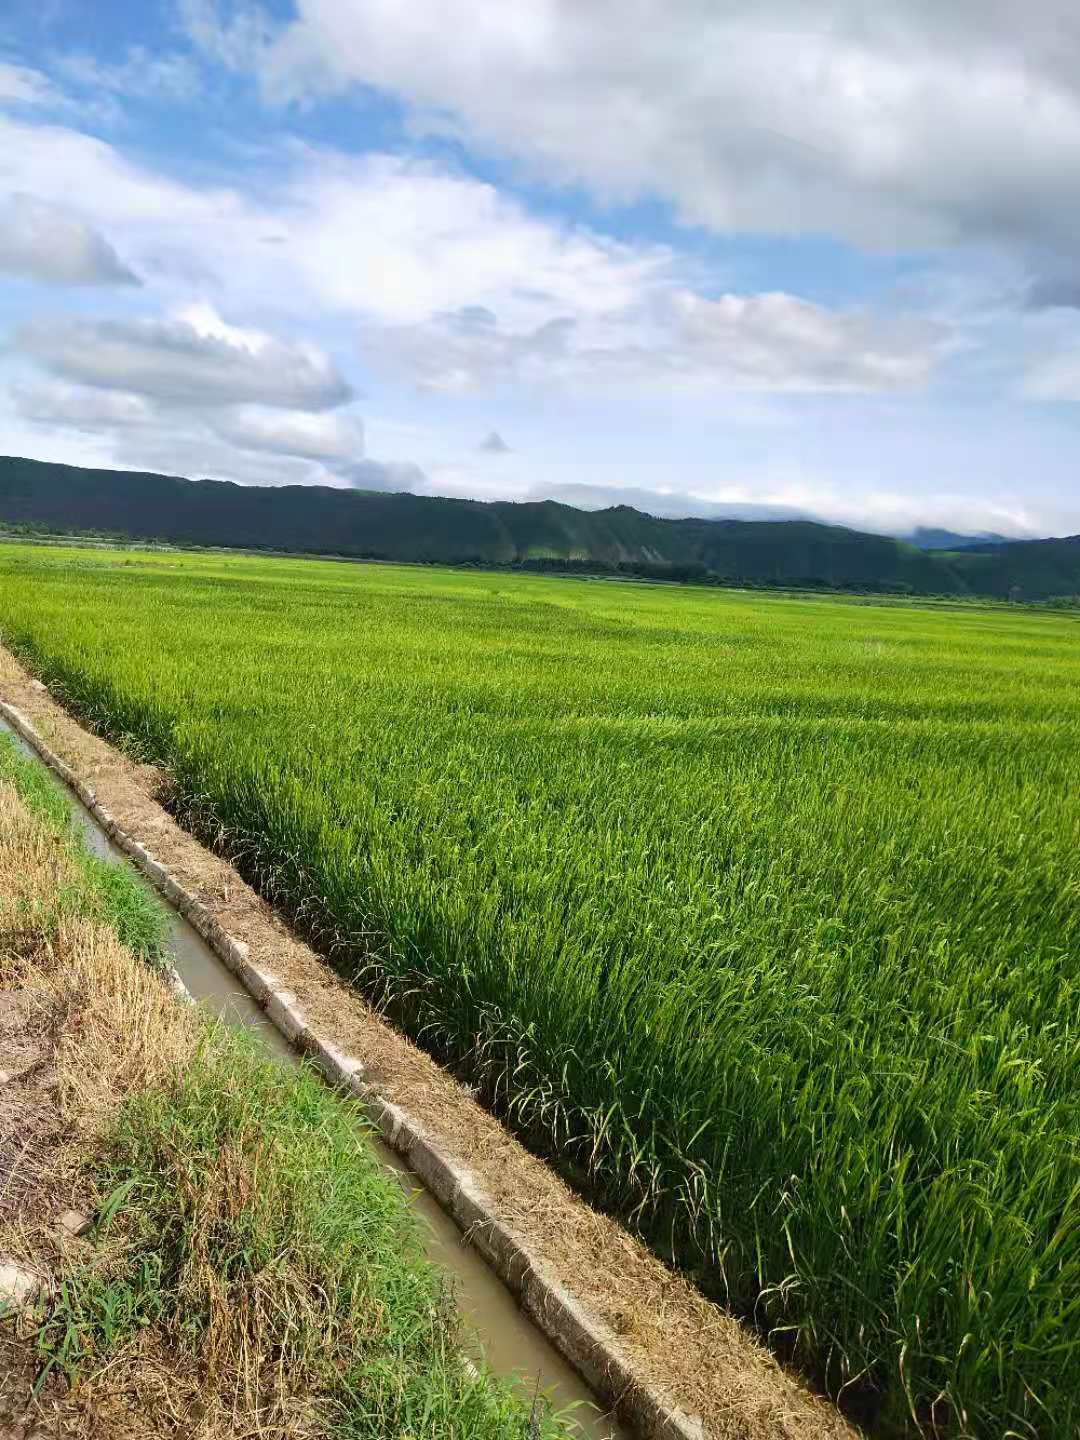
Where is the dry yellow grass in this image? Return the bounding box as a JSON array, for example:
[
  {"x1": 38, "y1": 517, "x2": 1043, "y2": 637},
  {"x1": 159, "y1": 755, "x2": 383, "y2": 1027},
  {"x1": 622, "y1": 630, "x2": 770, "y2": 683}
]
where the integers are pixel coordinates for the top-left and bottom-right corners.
[
  {"x1": 0, "y1": 777, "x2": 197, "y2": 1180},
  {"x1": 0, "y1": 778, "x2": 340, "y2": 1439},
  {"x1": 0, "y1": 777, "x2": 206, "y2": 1437},
  {"x1": 0, "y1": 772, "x2": 577, "y2": 1440}
]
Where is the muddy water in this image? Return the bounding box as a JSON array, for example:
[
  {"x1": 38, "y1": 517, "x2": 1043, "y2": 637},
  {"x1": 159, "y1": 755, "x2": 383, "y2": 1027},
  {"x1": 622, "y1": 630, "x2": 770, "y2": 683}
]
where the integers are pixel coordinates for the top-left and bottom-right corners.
[{"x1": 0, "y1": 718, "x2": 624, "y2": 1439}]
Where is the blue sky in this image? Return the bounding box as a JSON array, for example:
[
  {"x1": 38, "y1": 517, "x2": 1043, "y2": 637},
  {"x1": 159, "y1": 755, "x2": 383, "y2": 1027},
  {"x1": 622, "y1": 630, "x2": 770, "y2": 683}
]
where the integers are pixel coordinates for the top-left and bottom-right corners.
[{"x1": 2, "y1": 0, "x2": 1080, "y2": 535}]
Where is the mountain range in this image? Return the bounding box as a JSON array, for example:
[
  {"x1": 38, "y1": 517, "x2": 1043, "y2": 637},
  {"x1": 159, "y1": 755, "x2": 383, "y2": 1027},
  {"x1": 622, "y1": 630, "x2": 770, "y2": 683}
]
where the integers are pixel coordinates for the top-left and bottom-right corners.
[
  {"x1": 1, "y1": 455, "x2": 1077, "y2": 602},
  {"x1": 899, "y1": 527, "x2": 1011, "y2": 551}
]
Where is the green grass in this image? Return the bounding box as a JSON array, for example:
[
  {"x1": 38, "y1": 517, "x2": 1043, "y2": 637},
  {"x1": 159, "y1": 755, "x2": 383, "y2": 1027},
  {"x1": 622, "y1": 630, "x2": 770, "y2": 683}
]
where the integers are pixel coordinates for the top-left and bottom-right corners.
[
  {"x1": 0, "y1": 730, "x2": 168, "y2": 965},
  {"x1": 2, "y1": 542, "x2": 1079, "y2": 1434},
  {"x1": 38, "y1": 1027, "x2": 569, "y2": 1438}
]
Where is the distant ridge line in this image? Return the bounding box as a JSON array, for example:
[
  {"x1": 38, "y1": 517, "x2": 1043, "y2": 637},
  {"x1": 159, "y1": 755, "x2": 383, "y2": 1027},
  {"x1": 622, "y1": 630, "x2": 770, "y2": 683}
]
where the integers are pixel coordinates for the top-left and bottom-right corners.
[{"x1": 1, "y1": 454, "x2": 1077, "y2": 600}]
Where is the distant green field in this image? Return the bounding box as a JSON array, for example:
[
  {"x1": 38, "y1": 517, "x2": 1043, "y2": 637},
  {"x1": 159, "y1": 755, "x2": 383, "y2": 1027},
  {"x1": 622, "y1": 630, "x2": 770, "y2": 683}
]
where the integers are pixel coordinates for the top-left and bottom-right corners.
[{"x1": 2, "y1": 542, "x2": 1078, "y2": 1435}]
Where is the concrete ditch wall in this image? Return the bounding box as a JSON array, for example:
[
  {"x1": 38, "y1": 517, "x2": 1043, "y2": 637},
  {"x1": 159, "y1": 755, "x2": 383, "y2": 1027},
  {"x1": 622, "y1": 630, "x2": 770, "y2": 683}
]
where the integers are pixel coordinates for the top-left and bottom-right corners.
[{"x1": 0, "y1": 698, "x2": 706, "y2": 1440}]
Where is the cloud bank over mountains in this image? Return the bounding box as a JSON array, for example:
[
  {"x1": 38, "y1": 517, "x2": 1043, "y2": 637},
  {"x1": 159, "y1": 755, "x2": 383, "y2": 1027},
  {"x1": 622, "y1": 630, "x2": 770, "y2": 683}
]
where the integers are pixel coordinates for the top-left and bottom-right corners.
[{"x1": 1, "y1": 1, "x2": 1079, "y2": 533}]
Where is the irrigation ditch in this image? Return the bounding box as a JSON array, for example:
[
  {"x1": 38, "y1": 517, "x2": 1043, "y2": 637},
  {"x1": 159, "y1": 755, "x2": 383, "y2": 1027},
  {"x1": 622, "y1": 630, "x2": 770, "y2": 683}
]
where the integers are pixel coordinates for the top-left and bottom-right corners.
[
  {"x1": 0, "y1": 650, "x2": 854, "y2": 1440},
  {"x1": 0, "y1": 709, "x2": 630, "y2": 1440}
]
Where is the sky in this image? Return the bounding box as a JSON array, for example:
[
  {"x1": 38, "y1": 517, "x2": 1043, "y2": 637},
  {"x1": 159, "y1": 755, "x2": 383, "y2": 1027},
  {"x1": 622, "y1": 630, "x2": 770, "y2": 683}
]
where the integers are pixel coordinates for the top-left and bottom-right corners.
[{"x1": 2, "y1": 2, "x2": 1080, "y2": 537}]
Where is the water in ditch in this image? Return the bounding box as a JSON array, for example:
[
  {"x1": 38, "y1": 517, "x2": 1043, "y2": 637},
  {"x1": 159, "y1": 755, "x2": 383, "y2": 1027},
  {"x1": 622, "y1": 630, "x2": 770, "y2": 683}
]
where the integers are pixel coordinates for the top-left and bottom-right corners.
[{"x1": 0, "y1": 716, "x2": 626, "y2": 1440}]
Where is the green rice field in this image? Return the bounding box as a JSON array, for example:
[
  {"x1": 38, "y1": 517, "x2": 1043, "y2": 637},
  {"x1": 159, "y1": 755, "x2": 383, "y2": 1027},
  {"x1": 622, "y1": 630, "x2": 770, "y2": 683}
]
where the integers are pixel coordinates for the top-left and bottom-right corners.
[{"x1": 1, "y1": 542, "x2": 1078, "y2": 1435}]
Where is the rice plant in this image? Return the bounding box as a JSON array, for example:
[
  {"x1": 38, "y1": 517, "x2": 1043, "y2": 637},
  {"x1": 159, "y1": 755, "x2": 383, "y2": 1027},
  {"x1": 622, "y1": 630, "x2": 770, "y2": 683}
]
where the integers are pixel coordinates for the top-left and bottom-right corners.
[{"x1": 2, "y1": 542, "x2": 1078, "y2": 1434}]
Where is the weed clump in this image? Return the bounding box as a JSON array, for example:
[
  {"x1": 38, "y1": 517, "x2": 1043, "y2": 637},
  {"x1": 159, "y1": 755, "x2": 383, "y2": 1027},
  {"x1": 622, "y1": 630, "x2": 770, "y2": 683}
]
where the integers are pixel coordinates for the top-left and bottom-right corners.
[
  {"x1": 0, "y1": 733, "x2": 168, "y2": 967},
  {"x1": 42, "y1": 1032, "x2": 559, "y2": 1437}
]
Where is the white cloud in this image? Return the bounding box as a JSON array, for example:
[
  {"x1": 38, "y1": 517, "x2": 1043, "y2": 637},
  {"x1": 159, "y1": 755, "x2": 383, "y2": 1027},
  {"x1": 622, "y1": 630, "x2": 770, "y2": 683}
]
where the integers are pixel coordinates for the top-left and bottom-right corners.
[
  {"x1": 0, "y1": 101, "x2": 943, "y2": 399},
  {"x1": 12, "y1": 379, "x2": 154, "y2": 430},
  {"x1": 288, "y1": 151, "x2": 669, "y2": 329},
  {"x1": 213, "y1": 405, "x2": 364, "y2": 460},
  {"x1": 0, "y1": 111, "x2": 247, "y2": 241},
  {"x1": 382, "y1": 290, "x2": 942, "y2": 394},
  {"x1": 0, "y1": 193, "x2": 138, "y2": 286},
  {"x1": 0, "y1": 111, "x2": 669, "y2": 333},
  {"x1": 55, "y1": 48, "x2": 201, "y2": 105},
  {"x1": 0, "y1": 57, "x2": 124, "y2": 126},
  {"x1": 213, "y1": 0, "x2": 1080, "y2": 268},
  {"x1": 666, "y1": 290, "x2": 941, "y2": 392},
  {"x1": 381, "y1": 308, "x2": 578, "y2": 392},
  {"x1": 704, "y1": 476, "x2": 1044, "y2": 540},
  {"x1": 2, "y1": 372, "x2": 412, "y2": 494},
  {"x1": 105, "y1": 428, "x2": 344, "y2": 488},
  {"x1": 19, "y1": 303, "x2": 352, "y2": 410},
  {"x1": 15, "y1": 109, "x2": 924, "y2": 398},
  {"x1": 85, "y1": 426, "x2": 416, "y2": 494},
  {"x1": 424, "y1": 458, "x2": 1042, "y2": 538},
  {"x1": 5, "y1": 59, "x2": 1049, "y2": 526},
  {"x1": 0, "y1": 61, "x2": 61, "y2": 108}
]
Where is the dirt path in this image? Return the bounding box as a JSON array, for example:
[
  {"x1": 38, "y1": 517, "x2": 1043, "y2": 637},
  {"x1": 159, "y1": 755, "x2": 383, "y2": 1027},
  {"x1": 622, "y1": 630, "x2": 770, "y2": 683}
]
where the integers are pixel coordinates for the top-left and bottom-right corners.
[{"x1": 0, "y1": 644, "x2": 856, "y2": 1440}]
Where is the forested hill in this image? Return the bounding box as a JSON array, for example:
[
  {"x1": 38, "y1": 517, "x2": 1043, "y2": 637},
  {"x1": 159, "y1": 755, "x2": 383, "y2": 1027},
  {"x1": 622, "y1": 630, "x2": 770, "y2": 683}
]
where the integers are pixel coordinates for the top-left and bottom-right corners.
[{"x1": 1, "y1": 454, "x2": 1077, "y2": 600}]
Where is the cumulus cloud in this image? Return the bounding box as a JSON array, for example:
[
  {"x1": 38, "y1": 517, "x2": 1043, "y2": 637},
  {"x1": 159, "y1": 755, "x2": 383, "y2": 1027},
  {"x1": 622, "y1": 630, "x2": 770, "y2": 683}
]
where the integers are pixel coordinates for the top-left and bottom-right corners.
[
  {"x1": 6, "y1": 301, "x2": 413, "y2": 494},
  {"x1": 12, "y1": 380, "x2": 155, "y2": 431},
  {"x1": 198, "y1": 0, "x2": 1080, "y2": 274},
  {"x1": 213, "y1": 405, "x2": 364, "y2": 460},
  {"x1": 19, "y1": 303, "x2": 352, "y2": 410},
  {"x1": 0, "y1": 112, "x2": 668, "y2": 334},
  {"x1": 383, "y1": 308, "x2": 578, "y2": 392},
  {"x1": 383, "y1": 291, "x2": 942, "y2": 393},
  {"x1": 666, "y1": 291, "x2": 941, "y2": 392},
  {"x1": 0, "y1": 112, "x2": 248, "y2": 255},
  {"x1": 0, "y1": 106, "x2": 943, "y2": 398},
  {"x1": 479, "y1": 430, "x2": 511, "y2": 453},
  {"x1": 0, "y1": 194, "x2": 139, "y2": 286},
  {"x1": 5, "y1": 28, "x2": 1064, "y2": 526},
  {"x1": 104, "y1": 429, "x2": 345, "y2": 488},
  {"x1": 6, "y1": 383, "x2": 419, "y2": 494},
  {"x1": 289, "y1": 152, "x2": 669, "y2": 329}
]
